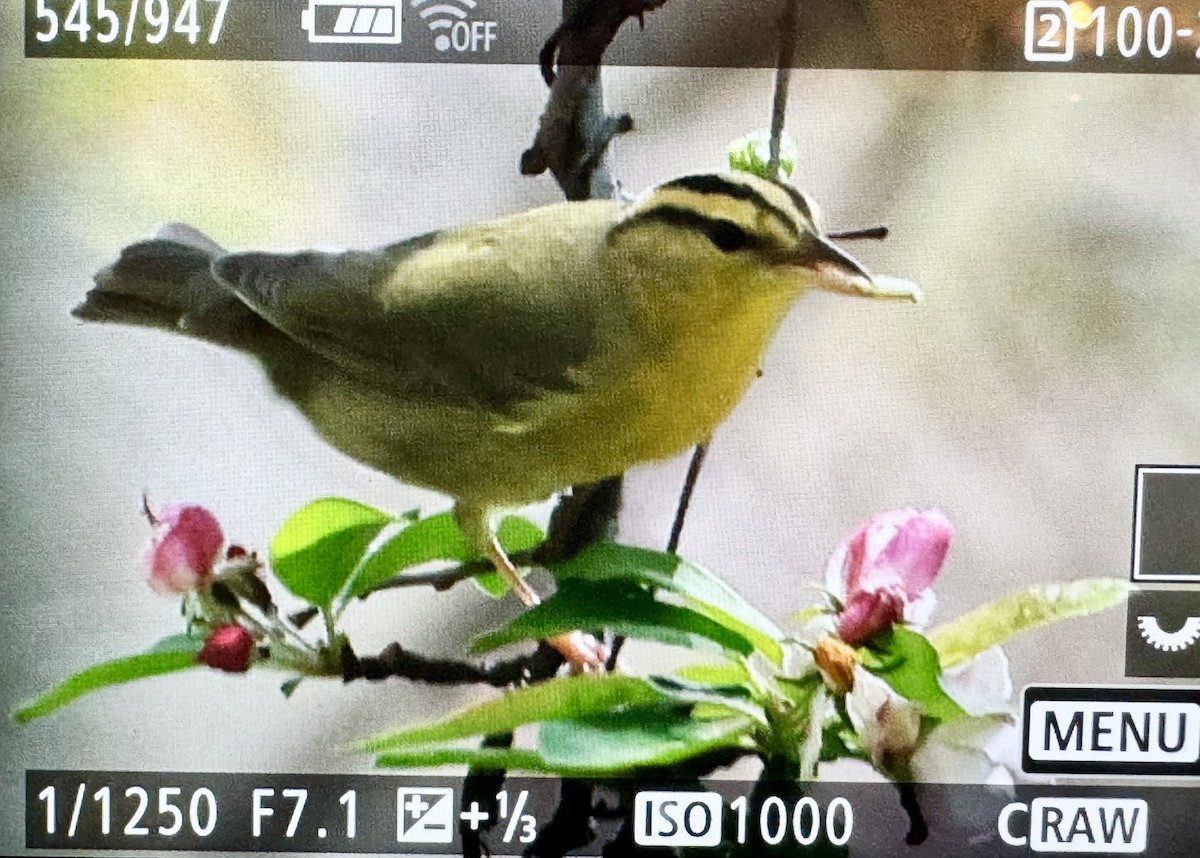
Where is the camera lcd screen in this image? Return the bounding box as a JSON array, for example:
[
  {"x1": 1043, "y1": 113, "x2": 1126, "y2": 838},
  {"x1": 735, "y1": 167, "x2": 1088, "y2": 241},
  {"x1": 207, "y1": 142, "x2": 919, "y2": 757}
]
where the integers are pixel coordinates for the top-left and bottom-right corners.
[{"x1": 3, "y1": 1, "x2": 1198, "y2": 856}]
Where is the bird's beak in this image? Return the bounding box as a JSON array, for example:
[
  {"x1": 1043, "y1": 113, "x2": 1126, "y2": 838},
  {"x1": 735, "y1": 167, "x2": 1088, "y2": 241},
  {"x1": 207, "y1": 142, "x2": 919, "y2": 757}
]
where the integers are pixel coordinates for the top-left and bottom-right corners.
[{"x1": 784, "y1": 235, "x2": 923, "y2": 303}]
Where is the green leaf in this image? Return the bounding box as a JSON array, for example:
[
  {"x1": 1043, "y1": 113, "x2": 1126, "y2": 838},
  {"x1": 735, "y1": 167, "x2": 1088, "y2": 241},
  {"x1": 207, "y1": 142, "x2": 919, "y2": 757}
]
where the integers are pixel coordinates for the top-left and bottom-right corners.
[
  {"x1": 376, "y1": 747, "x2": 555, "y2": 773},
  {"x1": 788, "y1": 605, "x2": 830, "y2": 625},
  {"x1": 929, "y1": 578, "x2": 1130, "y2": 669},
  {"x1": 496, "y1": 516, "x2": 545, "y2": 553},
  {"x1": 146, "y1": 633, "x2": 207, "y2": 654},
  {"x1": 648, "y1": 675, "x2": 754, "y2": 702},
  {"x1": 800, "y1": 685, "x2": 831, "y2": 779},
  {"x1": 472, "y1": 580, "x2": 755, "y2": 657},
  {"x1": 857, "y1": 646, "x2": 903, "y2": 673},
  {"x1": 472, "y1": 572, "x2": 509, "y2": 599},
  {"x1": 865, "y1": 628, "x2": 966, "y2": 723},
  {"x1": 270, "y1": 498, "x2": 393, "y2": 607},
  {"x1": 647, "y1": 675, "x2": 766, "y2": 723},
  {"x1": 538, "y1": 709, "x2": 752, "y2": 773},
  {"x1": 674, "y1": 662, "x2": 753, "y2": 687},
  {"x1": 819, "y1": 723, "x2": 863, "y2": 763},
  {"x1": 727, "y1": 131, "x2": 797, "y2": 179},
  {"x1": 550, "y1": 544, "x2": 784, "y2": 664},
  {"x1": 13, "y1": 649, "x2": 201, "y2": 723},
  {"x1": 349, "y1": 512, "x2": 468, "y2": 598},
  {"x1": 347, "y1": 512, "x2": 543, "y2": 599},
  {"x1": 777, "y1": 672, "x2": 822, "y2": 708},
  {"x1": 375, "y1": 706, "x2": 755, "y2": 776},
  {"x1": 359, "y1": 674, "x2": 665, "y2": 752}
]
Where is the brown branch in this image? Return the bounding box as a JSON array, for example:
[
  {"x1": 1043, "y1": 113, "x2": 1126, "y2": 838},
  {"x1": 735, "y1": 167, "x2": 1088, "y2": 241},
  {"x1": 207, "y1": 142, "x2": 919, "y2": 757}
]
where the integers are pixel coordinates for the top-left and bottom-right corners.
[
  {"x1": 521, "y1": 0, "x2": 667, "y2": 201},
  {"x1": 341, "y1": 640, "x2": 564, "y2": 687}
]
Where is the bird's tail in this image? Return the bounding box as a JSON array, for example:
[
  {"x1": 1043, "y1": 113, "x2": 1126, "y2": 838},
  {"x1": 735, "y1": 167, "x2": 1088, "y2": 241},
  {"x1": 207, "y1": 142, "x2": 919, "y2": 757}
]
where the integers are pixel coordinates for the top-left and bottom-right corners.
[{"x1": 73, "y1": 224, "x2": 259, "y2": 348}]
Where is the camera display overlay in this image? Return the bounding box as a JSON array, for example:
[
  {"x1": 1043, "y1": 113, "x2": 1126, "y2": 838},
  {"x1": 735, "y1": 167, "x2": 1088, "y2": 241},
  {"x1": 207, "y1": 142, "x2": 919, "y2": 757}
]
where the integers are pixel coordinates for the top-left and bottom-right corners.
[{"x1": 3, "y1": 1, "x2": 1198, "y2": 856}]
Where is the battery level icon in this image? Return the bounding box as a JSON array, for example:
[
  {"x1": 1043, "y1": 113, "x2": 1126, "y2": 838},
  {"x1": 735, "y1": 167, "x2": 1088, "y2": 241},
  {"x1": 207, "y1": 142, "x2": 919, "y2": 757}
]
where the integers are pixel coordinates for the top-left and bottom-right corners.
[{"x1": 301, "y1": 0, "x2": 403, "y2": 44}]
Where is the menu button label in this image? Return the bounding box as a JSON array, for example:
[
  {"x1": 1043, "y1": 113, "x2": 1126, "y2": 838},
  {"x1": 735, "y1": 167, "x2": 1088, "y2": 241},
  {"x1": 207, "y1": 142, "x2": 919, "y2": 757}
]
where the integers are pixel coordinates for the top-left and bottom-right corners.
[{"x1": 1023, "y1": 686, "x2": 1200, "y2": 776}]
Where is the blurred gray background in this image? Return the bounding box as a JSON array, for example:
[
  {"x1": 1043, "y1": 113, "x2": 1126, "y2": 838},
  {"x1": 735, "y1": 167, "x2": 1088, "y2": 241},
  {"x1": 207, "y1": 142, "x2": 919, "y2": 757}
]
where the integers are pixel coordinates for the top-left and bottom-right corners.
[{"x1": 2, "y1": 0, "x2": 1199, "y2": 852}]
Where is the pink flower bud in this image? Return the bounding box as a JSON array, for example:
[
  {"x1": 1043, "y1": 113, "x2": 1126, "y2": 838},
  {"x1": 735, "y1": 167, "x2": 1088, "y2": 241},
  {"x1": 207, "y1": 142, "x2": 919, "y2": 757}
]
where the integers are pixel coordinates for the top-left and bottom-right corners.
[
  {"x1": 144, "y1": 504, "x2": 224, "y2": 596},
  {"x1": 198, "y1": 625, "x2": 255, "y2": 672},
  {"x1": 836, "y1": 587, "x2": 906, "y2": 646},
  {"x1": 827, "y1": 508, "x2": 954, "y2": 644}
]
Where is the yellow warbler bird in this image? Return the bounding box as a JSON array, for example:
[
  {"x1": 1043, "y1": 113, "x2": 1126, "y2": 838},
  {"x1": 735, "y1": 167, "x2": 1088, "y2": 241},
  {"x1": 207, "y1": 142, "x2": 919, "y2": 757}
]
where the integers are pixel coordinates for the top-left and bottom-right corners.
[{"x1": 74, "y1": 172, "x2": 920, "y2": 669}]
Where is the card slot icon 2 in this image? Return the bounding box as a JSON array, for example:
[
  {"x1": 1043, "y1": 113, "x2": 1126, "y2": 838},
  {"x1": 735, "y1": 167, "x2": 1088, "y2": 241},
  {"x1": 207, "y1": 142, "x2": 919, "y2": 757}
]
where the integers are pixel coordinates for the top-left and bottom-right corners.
[{"x1": 1024, "y1": 0, "x2": 1076, "y2": 62}]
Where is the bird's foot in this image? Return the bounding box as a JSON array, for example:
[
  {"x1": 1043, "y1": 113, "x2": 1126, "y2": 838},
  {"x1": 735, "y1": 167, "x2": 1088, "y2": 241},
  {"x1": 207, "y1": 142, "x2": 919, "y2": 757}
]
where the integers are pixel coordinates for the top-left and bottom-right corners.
[{"x1": 548, "y1": 630, "x2": 609, "y2": 674}]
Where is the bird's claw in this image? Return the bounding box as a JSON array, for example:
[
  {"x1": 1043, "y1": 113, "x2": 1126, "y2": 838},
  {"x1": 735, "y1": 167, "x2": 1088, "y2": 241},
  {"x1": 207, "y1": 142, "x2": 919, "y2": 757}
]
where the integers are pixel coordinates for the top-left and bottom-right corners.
[{"x1": 548, "y1": 631, "x2": 609, "y2": 674}]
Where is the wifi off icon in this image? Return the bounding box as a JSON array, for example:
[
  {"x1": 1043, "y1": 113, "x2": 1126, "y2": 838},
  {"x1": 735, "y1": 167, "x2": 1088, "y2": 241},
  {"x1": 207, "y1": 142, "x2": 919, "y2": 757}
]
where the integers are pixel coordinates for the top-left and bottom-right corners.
[{"x1": 411, "y1": 0, "x2": 499, "y2": 52}]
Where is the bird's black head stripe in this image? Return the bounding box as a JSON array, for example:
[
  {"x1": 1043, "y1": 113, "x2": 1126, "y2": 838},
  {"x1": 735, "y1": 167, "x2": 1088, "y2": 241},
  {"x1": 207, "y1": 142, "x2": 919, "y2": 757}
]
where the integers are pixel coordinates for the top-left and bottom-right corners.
[
  {"x1": 768, "y1": 178, "x2": 815, "y2": 223},
  {"x1": 616, "y1": 204, "x2": 768, "y2": 254},
  {"x1": 660, "y1": 175, "x2": 801, "y2": 238}
]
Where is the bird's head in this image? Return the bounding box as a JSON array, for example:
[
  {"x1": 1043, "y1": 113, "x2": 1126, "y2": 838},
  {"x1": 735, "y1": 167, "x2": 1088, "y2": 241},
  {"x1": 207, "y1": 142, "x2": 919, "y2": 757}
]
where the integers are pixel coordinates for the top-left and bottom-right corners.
[{"x1": 607, "y1": 172, "x2": 920, "y2": 303}]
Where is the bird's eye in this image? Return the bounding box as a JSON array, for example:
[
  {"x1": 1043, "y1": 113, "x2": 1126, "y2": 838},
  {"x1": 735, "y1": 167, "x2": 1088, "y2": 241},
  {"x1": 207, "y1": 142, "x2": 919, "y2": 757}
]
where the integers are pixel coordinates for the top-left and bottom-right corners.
[{"x1": 706, "y1": 220, "x2": 753, "y2": 253}]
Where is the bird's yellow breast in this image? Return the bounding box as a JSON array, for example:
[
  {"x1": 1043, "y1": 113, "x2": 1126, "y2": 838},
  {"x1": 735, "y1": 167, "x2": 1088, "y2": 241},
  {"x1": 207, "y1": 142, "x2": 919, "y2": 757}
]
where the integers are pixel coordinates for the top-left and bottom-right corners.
[{"x1": 515, "y1": 265, "x2": 802, "y2": 497}]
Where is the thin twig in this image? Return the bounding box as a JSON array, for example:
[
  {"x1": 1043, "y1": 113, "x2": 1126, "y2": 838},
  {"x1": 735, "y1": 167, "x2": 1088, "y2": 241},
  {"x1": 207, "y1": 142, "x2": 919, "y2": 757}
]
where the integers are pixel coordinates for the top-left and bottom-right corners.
[
  {"x1": 667, "y1": 441, "x2": 710, "y2": 554},
  {"x1": 605, "y1": 439, "x2": 712, "y2": 669},
  {"x1": 767, "y1": 0, "x2": 800, "y2": 179},
  {"x1": 828, "y1": 225, "x2": 889, "y2": 241},
  {"x1": 655, "y1": 0, "x2": 802, "y2": 582},
  {"x1": 647, "y1": 0, "x2": 803, "y2": 627}
]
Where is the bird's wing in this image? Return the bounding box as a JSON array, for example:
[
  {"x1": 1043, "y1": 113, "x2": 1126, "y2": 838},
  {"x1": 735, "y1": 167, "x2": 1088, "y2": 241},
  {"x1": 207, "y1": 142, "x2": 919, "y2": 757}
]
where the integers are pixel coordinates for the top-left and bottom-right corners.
[{"x1": 212, "y1": 207, "x2": 616, "y2": 414}]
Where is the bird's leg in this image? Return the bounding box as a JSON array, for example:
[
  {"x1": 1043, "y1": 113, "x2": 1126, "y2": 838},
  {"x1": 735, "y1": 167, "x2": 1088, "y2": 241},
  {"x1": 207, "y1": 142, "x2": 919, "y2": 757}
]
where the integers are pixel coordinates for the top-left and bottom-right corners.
[
  {"x1": 480, "y1": 538, "x2": 608, "y2": 673},
  {"x1": 456, "y1": 504, "x2": 608, "y2": 673},
  {"x1": 482, "y1": 537, "x2": 543, "y2": 609}
]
